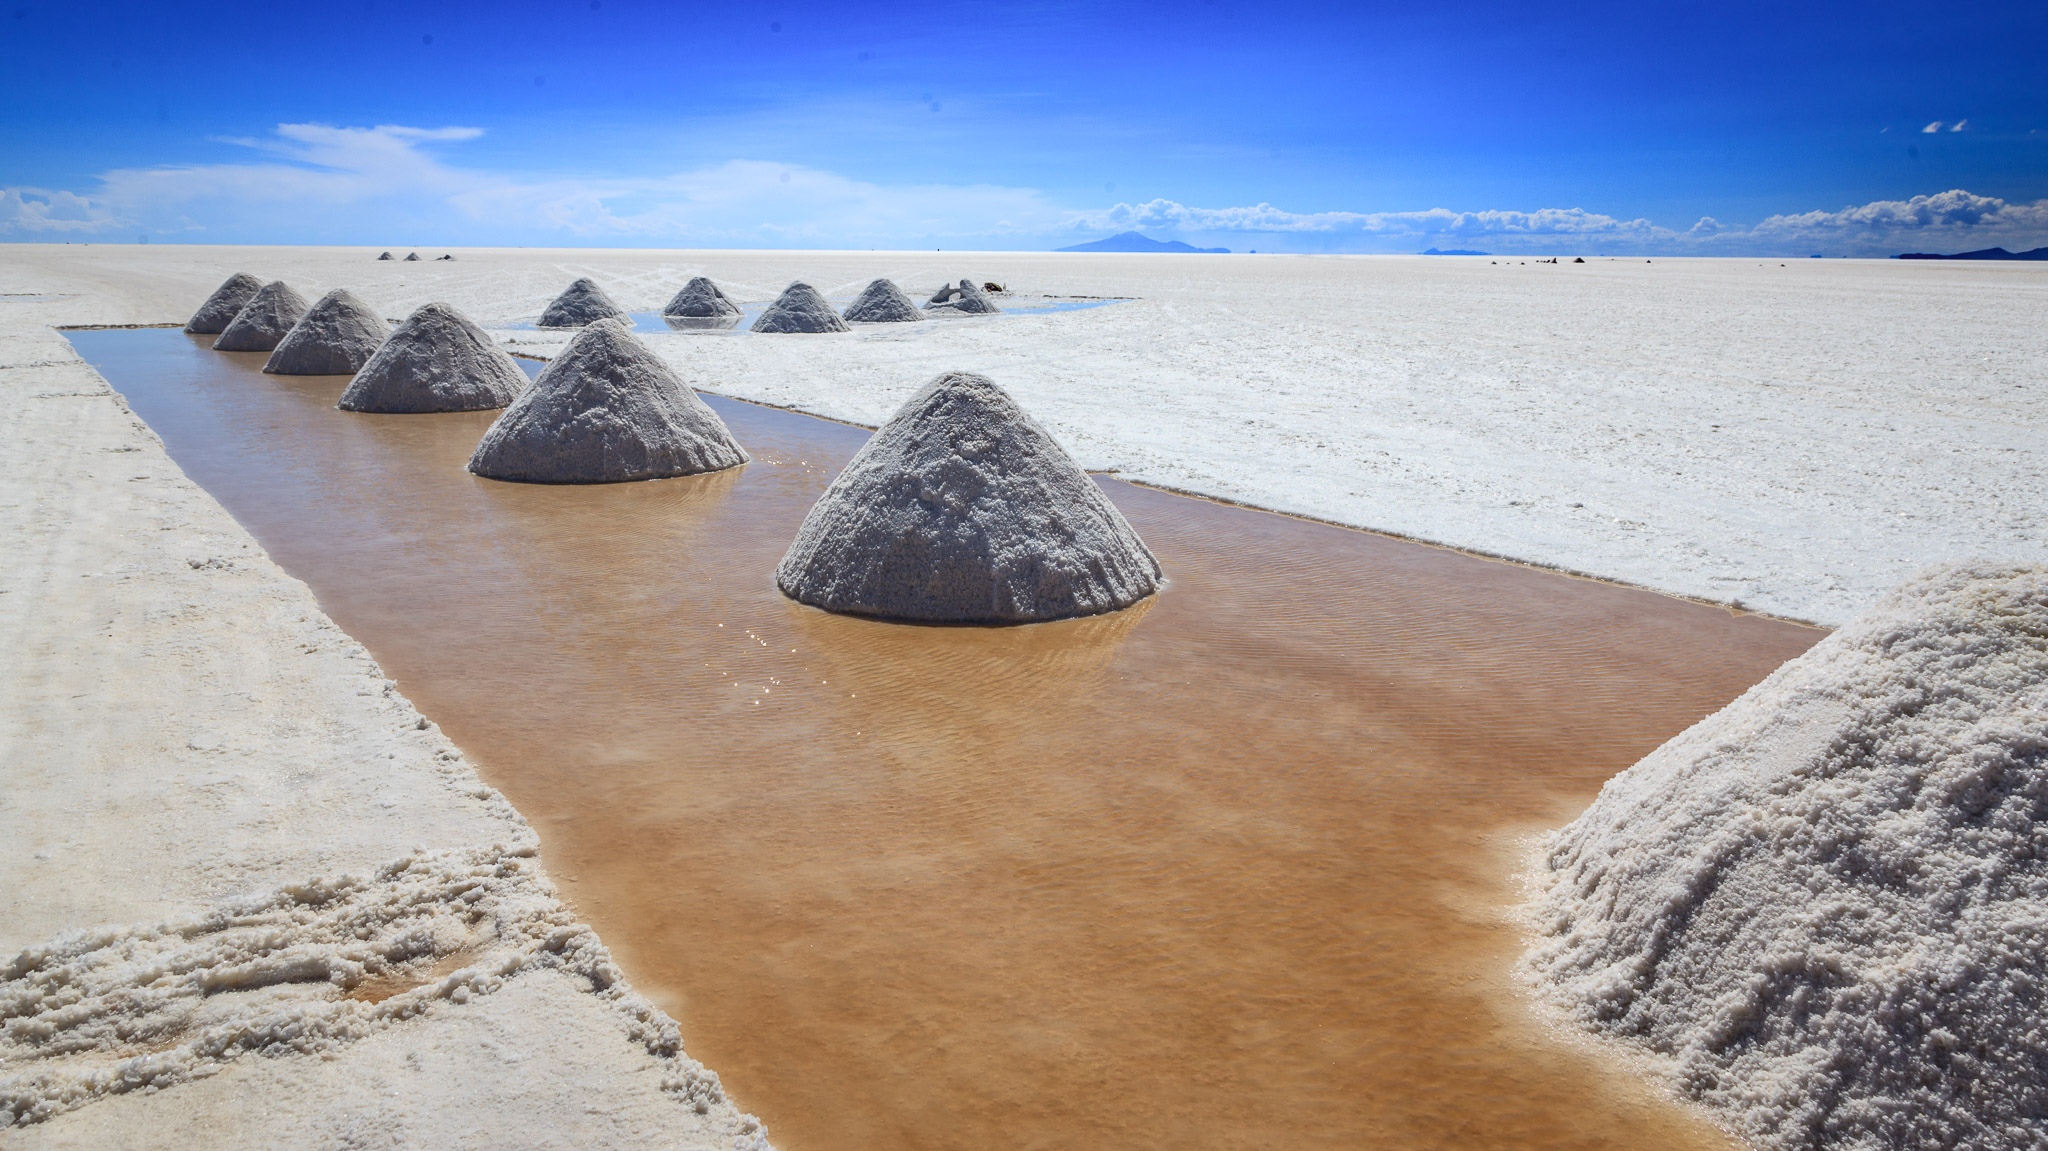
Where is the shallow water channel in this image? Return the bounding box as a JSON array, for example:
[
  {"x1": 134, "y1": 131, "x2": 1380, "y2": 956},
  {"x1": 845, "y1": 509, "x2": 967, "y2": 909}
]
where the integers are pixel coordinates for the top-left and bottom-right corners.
[{"x1": 73, "y1": 329, "x2": 1820, "y2": 1151}]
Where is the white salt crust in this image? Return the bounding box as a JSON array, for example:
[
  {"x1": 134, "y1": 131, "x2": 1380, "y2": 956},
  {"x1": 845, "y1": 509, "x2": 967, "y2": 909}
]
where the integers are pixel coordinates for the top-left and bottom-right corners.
[
  {"x1": 469, "y1": 318, "x2": 748, "y2": 483},
  {"x1": 339, "y1": 301, "x2": 527, "y2": 413},
  {"x1": 211, "y1": 280, "x2": 308, "y2": 352},
  {"x1": 539, "y1": 277, "x2": 627, "y2": 328},
  {"x1": 183, "y1": 273, "x2": 263, "y2": 335},
  {"x1": 1524, "y1": 562, "x2": 2048, "y2": 1151},
  {"x1": 751, "y1": 282, "x2": 849, "y2": 333},
  {"x1": 0, "y1": 845, "x2": 745, "y2": 1136},
  {"x1": 263, "y1": 288, "x2": 388, "y2": 376},
  {"x1": 776, "y1": 371, "x2": 1160, "y2": 622}
]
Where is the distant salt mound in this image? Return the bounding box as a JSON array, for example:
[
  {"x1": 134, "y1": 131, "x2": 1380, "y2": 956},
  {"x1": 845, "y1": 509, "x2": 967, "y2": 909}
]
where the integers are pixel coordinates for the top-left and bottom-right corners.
[
  {"x1": 264, "y1": 289, "x2": 388, "y2": 375},
  {"x1": 1526, "y1": 561, "x2": 2048, "y2": 1151},
  {"x1": 184, "y1": 272, "x2": 264, "y2": 334},
  {"x1": 751, "y1": 282, "x2": 850, "y2": 333},
  {"x1": 468, "y1": 318, "x2": 747, "y2": 483},
  {"x1": 377, "y1": 251, "x2": 394, "y2": 260},
  {"x1": 663, "y1": 276, "x2": 741, "y2": 319},
  {"x1": 540, "y1": 277, "x2": 627, "y2": 328},
  {"x1": 339, "y1": 302, "x2": 527, "y2": 413},
  {"x1": 777, "y1": 371, "x2": 1161, "y2": 622},
  {"x1": 841, "y1": 278, "x2": 921, "y2": 323},
  {"x1": 924, "y1": 279, "x2": 1001, "y2": 315},
  {"x1": 403, "y1": 252, "x2": 421, "y2": 262},
  {"x1": 212, "y1": 281, "x2": 310, "y2": 352}
]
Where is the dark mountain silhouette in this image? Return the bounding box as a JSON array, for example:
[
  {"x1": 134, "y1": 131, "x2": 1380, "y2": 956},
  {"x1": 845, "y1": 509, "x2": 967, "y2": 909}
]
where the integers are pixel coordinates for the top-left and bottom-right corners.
[
  {"x1": 1896, "y1": 246, "x2": 2048, "y2": 260},
  {"x1": 1420, "y1": 247, "x2": 1490, "y2": 256},
  {"x1": 1057, "y1": 231, "x2": 1230, "y2": 254}
]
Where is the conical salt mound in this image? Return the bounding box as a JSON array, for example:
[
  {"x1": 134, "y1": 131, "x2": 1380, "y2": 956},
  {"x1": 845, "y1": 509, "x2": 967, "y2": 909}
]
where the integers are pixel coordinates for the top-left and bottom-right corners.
[
  {"x1": 751, "y1": 281, "x2": 850, "y2": 333},
  {"x1": 377, "y1": 251, "x2": 394, "y2": 260},
  {"x1": 776, "y1": 371, "x2": 1161, "y2": 623},
  {"x1": 1525, "y1": 562, "x2": 2048, "y2": 1151},
  {"x1": 923, "y1": 279, "x2": 1001, "y2": 314},
  {"x1": 403, "y1": 252, "x2": 421, "y2": 262},
  {"x1": 212, "y1": 281, "x2": 310, "y2": 352},
  {"x1": 841, "y1": 278, "x2": 921, "y2": 323},
  {"x1": 264, "y1": 289, "x2": 389, "y2": 375},
  {"x1": 339, "y1": 302, "x2": 527, "y2": 413},
  {"x1": 468, "y1": 318, "x2": 748, "y2": 484},
  {"x1": 663, "y1": 276, "x2": 741, "y2": 318},
  {"x1": 185, "y1": 272, "x2": 265, "y2": 334},
  {"x1": 540, "y1": 277, "x2": 627, "y2": 327}
]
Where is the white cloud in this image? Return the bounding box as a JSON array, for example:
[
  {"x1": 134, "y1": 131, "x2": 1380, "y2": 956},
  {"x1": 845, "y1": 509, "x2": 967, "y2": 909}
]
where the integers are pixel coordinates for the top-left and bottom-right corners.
[
  {"x1": 1072, "y1": 198, "x2": 1675, "y2": 251},
  {"x1": 0, "y1": 122, "x2": 1066, "y2": 247},
  {"x1": 1923, "y1": 121, "x2": 1944, "y2": 133},
  {"x1": 1069, "y1": 190, "x2": 2048, "y2": 256},
  {"x1": 0, "y1": 187, "x2": 124, "y2": 234},
  {"x1": 5, "y1": 124, "x2": 2045, "y2": 257},
  {"x1": 1950, "y1": 119, "x2": 1968, "y2": 132},
  {"x1": 1748, "y1": 189, "x2": 2048, "y2": 252}
]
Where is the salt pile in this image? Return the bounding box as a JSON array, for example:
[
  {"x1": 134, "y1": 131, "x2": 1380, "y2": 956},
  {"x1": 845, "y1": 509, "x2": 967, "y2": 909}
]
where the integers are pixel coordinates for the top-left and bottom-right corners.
[
  {"x1": 183, "y1": 273, "x2": 265, "y2": 334},
  {"x1": 776, "y1": 371, "x2": 1161, "y2": 622},
  {"x1": 924, "y1": 279, "x2": 1002, "y2": 314},
  {"x1": 211, "y1": 280, "x2": 310, "y2": 352},
  {"x1": 339, "y1": 302, "x2": 528, "y2": 413},
  {"x1": 540, "y1": 277, "x2": 627, "y2": 327},
  {"x1": 841, "y1": 278, "x2": 921, "y2": 323},
  {"x1": 377, "y1": 251, "x2": 394, "y2": 260},
  {"x1": 403, "y1": 252, "x2": 421, "y2": 262},
  {"x1": 751, "y1": 282, "x2": 850, "y2": 333},
  {"x1": 469, "y1": 318, "x2": 748, "y2": 483},
  {"x1": 264, "y1": 288, "x2": 389, "y2": 375},
  {"x1": 1525, "y1": 561, "x2": 2048, "y2": 1151},
  {"x1": 663, "y1": 276, "x2": 741, "y2": 319}
]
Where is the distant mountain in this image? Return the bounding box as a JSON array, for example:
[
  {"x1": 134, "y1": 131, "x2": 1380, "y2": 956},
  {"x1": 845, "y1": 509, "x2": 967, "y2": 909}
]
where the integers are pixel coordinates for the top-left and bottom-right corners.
[
  {"x1": 1057, "y1": 231, "x2": 1230, "y2": 254},
  {"x1": 1420, "y1": 247, "x2": 1490, "y2": 256},
  {"x1": 1895, "y1": 246, "x2": 2048, "y2": 261}
]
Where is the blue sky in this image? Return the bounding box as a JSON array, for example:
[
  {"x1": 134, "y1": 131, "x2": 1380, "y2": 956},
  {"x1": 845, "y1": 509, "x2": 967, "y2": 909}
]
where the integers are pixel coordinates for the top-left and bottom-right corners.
[{"x1": 3, "y1": 0, "x2": 2046, "y2": 254}]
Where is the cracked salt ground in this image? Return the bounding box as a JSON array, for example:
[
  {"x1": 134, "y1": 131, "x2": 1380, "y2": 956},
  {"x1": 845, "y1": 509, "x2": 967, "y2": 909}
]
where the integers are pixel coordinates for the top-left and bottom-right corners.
[{"x1": 72, "y1": 327, "x2": 1823, "y2": 1150}]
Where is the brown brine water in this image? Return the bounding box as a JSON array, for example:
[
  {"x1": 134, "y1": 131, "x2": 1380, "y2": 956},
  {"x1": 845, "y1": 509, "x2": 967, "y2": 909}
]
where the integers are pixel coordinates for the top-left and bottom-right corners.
[{"x1": 74, "y1": 329, "x2": 1821, "y2": 1150}]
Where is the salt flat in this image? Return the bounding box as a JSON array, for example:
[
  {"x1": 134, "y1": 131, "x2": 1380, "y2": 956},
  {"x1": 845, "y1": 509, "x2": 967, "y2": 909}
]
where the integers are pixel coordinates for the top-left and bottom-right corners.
[
  {"x1": 9, "y1": 243, "x2": 2040, "y2": 626},
  {"x1": 0, "y1": 243, "x2": 2039, "y2": 1145}
]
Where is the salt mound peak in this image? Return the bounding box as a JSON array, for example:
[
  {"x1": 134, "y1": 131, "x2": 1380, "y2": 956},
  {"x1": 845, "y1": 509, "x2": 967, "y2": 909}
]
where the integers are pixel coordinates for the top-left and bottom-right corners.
[
  {"x1": 664, "y1": 276, "x2": 741, "y2": 318},
  {"x1": 539, "y1": 277, "x2": 626, "y2": 327},
  {"x1": 184, "y1": 272, "x2": 265, "y2": 334},
  {"x1": 403, "y1": 251, "x2": 421, "y2": 261},
  {"x1": 1525, "y1": 561, "x2": 2048, "y2": 1151},
  {"x1": 264, "y1": 288, "x2": 389, "y2": 375},
  {"x1": 841, "y1": 278, "x2": 921, "y2": 323},
  {"x1": 339, "y1": 301, "x2": 528, "y2": 413},
  {"x1": 377, "y1": 251, "x2": 394, "y2": 260},
  {"x1": 468, "y1": 318, "x2": 748, "y2": 483},
  {"x1": 212, "y1": 281, "x2": 310, "y2": 352},
  {"x1": 751, "y1": 281, "x2": 850, "y2": 333},
  {"x1": 924, "y1": 279, "x2": 1001, "y2": 314},
  {"x1": 776, "y1": 371, "x2": 1161, "y2": 623}
]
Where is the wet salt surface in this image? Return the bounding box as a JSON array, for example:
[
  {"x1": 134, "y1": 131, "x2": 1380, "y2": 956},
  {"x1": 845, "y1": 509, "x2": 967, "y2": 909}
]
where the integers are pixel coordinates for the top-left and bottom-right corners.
[
  {"x1": 502, "y1": 295, "x2": 1125, "y2": 334},
  {"x1": 72, "y1": 328, "x2": 1819, "y2": 1151}
]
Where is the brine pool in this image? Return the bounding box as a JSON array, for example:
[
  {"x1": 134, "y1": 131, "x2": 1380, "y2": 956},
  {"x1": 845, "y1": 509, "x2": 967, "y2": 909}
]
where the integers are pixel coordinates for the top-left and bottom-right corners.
[{"x1": 70, "y1": 328, "x2": 1819, "y2": 1151}]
